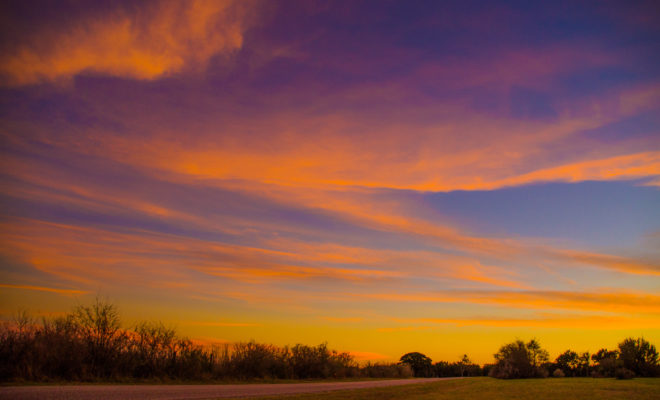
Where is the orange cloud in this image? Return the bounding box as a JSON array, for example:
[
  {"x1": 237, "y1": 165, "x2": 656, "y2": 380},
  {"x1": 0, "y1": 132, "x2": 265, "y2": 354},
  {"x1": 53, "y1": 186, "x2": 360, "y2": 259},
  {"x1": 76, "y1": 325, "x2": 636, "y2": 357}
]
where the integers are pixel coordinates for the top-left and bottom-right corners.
[
  {"x1": 359, "y1": 290, "x2": 660, "y2": 314},
  {"x1": 558, "y1": 250, "x2": 660, "y2": 276},
  {"x1": 1, "y1": 214, "x2": 537, "y2": 295},
  {"x1": 445, "y1": 264, "x2": 532, "y2": 290},
  {"x1": 420, "y1": 314, "x2": 660, "y2": 329},
  {"x1": 7, "y1": 81, "x2": 656, "y2": 194},
  {"x1": 376, "y1": 326, "x2": 433, "y2": 332},
  {"x1": 201, "y1": 265, "x2": 403, "y2": 283},
  {"x1": 0, "y1": 0, "x2": 253, "y2": 85},
  {"x1": 321, "y1": 316, "x2": 364, "y2": 323},
  {"x1": 0, "y1": 217, "x2": 408, "y2": 290},
  {"x1": 475, "y1": 152, "x2": 660, "y2": 191},
  {"x1": 180, "y1": 321, "x2": 260, "y2": 327},
  {"x1": 250, "y1": 189, "x2": 658, "y2": 279},
  {"x1": 3, "y1": 143, "x2": 657, "y2": 290},
  {"x1": 0, "y1": 283, "x2": 87, "y2": 295}
]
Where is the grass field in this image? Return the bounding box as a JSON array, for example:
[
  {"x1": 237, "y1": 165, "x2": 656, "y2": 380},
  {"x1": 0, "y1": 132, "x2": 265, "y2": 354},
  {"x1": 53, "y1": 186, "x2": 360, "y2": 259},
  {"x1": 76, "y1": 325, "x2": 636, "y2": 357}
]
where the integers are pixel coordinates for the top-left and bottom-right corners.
[{"x1": 235, "y1": 377, "x2": 660, "y2": 400}]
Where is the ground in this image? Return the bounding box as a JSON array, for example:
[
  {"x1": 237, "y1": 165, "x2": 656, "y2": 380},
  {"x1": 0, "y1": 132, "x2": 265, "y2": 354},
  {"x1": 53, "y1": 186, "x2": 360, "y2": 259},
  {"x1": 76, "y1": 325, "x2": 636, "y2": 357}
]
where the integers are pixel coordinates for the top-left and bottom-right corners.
[{"x1": 237, "y1": 377, "x2": 660, "y2": 400}]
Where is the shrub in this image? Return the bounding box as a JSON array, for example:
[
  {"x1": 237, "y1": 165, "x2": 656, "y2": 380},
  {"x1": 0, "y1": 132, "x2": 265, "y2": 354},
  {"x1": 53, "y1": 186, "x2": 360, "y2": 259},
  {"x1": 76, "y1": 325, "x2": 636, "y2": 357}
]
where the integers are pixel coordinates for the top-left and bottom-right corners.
[
  {"x1": 289, "y1": 343, "x2": 354, "y2": 379},
  {"x1": 615, "y1": 368, "x2": 635, "y2": 380},
  {"x1": 553, "y1": 368, "x2": 565, "y2": 377},
  {"x1": 433, "y1": 358, "x2": 482, "y2": 377},
  {"x1": 230, "y1": 342, "x2": 289, "y2": 379},
  {"x1": 481, "y1": 364, "x2": 494, "y2": 376},
  {"x1": 362, "y1": 362, "x2": 413, "y2": 378}
]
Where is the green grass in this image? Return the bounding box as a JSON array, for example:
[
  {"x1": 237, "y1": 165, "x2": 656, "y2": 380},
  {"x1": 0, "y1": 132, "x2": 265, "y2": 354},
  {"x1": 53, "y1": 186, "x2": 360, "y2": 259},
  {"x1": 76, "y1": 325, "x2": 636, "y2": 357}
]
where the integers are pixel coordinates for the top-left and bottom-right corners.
[{"x1": 233, "y1": 377, "x2": 660, "y2": 400}]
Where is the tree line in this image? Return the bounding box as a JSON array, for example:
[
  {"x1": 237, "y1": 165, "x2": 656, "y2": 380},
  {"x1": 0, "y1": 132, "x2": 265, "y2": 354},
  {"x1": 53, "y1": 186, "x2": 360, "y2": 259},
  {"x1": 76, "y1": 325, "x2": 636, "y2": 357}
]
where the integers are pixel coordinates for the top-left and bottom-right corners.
[
  {"x1": 0, "y1": 300, "x2": 412, "y2": 382},
  {"x1": 399, "y1": 338, "x2": 659, "y2": 380},
  {"x1": 2, "y1": 299, "x2": 658, "y2": 382}
]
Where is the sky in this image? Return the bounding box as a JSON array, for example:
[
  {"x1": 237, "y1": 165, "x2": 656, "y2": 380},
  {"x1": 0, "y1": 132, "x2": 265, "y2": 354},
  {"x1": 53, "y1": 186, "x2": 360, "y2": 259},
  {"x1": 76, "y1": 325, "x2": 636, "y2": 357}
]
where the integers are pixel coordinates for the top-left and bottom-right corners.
[{"x1": 0, "y1": 0, "x2": 659, "y2": 364}]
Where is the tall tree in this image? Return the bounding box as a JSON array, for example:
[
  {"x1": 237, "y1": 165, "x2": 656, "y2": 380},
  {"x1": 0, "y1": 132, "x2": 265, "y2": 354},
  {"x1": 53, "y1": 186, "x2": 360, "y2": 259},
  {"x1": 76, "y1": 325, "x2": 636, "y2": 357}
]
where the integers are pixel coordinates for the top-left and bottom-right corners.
[
  {"x1": 618, "y1": 337, "x2": 659, "y2": 377},
  {"x1": 555, "y1": 350, "x2": 579, "y2": 376},
  {"x1": 457, "y1": 354, "x2": 471, "y2": 377},
  {"x1": 490, "y1": 339, "x2": 550, "y2": 379},
  {"x1": 399, "y1": 352, "x2": 433, "y2": 377}
]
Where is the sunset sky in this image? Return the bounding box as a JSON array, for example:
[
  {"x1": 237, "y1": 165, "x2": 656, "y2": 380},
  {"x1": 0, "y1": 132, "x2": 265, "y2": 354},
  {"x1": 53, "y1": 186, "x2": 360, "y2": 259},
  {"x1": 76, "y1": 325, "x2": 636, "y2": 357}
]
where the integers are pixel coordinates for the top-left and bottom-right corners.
[{"x1": 1, "y1": 0, "x2": 659, "y2": 364}]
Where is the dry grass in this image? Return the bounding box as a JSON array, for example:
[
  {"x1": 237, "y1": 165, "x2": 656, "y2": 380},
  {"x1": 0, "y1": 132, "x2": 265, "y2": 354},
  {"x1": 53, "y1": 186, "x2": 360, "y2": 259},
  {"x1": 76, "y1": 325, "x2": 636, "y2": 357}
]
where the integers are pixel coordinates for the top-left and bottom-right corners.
[{"x1": 235, "y1": 377, "x2": 660, "y2": 400}]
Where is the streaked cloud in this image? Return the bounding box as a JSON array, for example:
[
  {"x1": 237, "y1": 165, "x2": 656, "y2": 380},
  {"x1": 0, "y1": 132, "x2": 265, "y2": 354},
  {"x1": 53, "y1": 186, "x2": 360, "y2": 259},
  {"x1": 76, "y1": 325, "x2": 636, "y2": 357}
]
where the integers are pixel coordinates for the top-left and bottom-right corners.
[
  {"x1": 180, "y1": 320, "x2": 260, "y2": 328},
  {"x1": 483, "y1": 152, "x2": 660, "y2": 190},
  {"x1": 321, "y1": 316, "x2": 364, "y2": 323},
  {"x1": 0, "y1": 283, "x2": 88, "y2": 295},
  {"x1": 359, "y1": 290, "x2": 660, "y2": 314},
  {"x1": 417, "y1": 314, "x2": 660, "y2": 329},
  {"x1": 1, "y1": 0, "x2": 658, "y2": 363},
  {"x1": 558, "y1": 250, "x2": 660, "y2": 276}
]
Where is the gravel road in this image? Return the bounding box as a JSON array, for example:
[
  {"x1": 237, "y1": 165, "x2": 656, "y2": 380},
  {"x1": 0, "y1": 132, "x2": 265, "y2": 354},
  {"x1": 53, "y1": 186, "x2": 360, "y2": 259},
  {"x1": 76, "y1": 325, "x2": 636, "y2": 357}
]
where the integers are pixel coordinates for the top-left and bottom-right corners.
[{"x1": 0, "y1": 378, "x2": 456, "y2": 400}]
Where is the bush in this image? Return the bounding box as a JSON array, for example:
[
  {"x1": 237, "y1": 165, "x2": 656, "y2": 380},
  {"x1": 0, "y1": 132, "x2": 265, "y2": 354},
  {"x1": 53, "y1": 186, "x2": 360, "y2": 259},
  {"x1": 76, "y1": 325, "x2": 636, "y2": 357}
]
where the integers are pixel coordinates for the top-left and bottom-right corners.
[
  {"x1": 433, "y1": 359, "x2": 482, "y2": 377},
  {"x1": 553, "y1": 368, "x2": 565, "y2": 377},
  {"x1": 615, "y1": 368, "x2": 635, "y2": 380},
  {"x1": 362, "y1": 362, "x2": 413, "y2": 378},
  {"x1": 288, "y1": 343, "x2": 355, "y2": 379},
  {"x1": 230, "y1": 342, "x2": 289, "y2": 379}
]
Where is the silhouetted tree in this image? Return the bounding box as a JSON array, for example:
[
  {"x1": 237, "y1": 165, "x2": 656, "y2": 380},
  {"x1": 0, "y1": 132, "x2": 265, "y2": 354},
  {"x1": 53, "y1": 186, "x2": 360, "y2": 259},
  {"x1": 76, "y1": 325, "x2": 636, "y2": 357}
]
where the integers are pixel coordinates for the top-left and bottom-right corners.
[
  {"x1": 490, "y1": 339, "x2": 549, "y2": 379},
  {"x1": 592, "y1": 348, "x2": 618, "y2": 362},
  {"x1": 73, "y1": 298, "x2": 125, "y2": 378},
  {"x1": 527, "y1": 339, "x2": 549, "y2": 368},
  {"x1": 399, "y1": 352, "x2": 433, "y2": 377},
  {"x1": 577, "y1": 352, "x2": 590, "y2": 377},
  {"x1": 0, "y1": 301, "x2": 409, "y2": 382},
  {"x1": 457, "y1": 354, "x2": 471, "y2": 377},
  {"x1": 618, "y1": 337, "x2": 659, "y2": 377},
  {"x1": 591, "y1": 348, "x2": 620, "y2": 377},
  {"x1": 555, "y1": 350, "x2": 579, "y2": 376},
  {"x1": 433, "y1": 357, "x2": 481, "y2": 377}
]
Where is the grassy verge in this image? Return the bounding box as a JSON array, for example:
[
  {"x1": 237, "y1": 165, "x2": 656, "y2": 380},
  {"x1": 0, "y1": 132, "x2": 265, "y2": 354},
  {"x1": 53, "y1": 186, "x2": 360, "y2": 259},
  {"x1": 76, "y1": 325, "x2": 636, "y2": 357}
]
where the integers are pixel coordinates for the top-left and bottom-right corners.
[{"x1": 230, "y1": 377, "x2": 660, "y2": 400}]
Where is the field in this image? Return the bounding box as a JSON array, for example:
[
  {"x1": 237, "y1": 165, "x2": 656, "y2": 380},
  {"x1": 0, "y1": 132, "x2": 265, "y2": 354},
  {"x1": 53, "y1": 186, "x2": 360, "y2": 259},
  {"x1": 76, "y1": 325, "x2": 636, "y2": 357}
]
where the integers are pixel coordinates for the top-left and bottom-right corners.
[{"x1": 241, "y1": 377, "x2": 660, "y2": 400}]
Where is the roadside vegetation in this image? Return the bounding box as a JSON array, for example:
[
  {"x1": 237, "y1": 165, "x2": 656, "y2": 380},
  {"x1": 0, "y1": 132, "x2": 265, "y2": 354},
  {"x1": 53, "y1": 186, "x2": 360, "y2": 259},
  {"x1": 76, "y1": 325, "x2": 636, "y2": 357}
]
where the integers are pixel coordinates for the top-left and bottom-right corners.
[
  {"x1": 0, "y1": 300, "x2": 411, "y2": 382},
  {"x1": 1, "y1": 299, "x2": 658, "y2": 383},
  {"x1": 399, "y1": 337, "x2": 659, "y2": 380}
]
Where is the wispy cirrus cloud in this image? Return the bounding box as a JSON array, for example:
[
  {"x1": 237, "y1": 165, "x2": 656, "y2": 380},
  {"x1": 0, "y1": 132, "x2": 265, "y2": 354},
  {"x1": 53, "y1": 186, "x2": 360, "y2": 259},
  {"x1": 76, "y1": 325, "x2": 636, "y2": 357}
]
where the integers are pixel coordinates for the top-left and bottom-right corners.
[
  {"x1": 179, "y1": 320, "x2": 260, "y2": 328},
  {"x1": 557, "y1": 250, "x2": 660, "y2": 276},
  {"x1": 359, "y1": 290, "x2": 660, "y2": 314},
  {"x1": 1, "y1": 0, "x2": 658, "y2": 362},
  {"x1": 0, "y1": 283, "x2": 88, "y2": 295},
  {"x1": 415, "y1": 314, "x2": 660, "y2": 329}
]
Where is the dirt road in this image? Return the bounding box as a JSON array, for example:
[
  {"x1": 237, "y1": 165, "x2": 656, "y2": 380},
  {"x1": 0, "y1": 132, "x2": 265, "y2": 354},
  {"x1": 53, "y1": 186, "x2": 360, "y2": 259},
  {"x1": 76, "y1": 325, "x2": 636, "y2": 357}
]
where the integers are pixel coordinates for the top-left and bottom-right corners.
[{"x1": 0, "y1": 378, "x2": 456, "y2": 400}]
